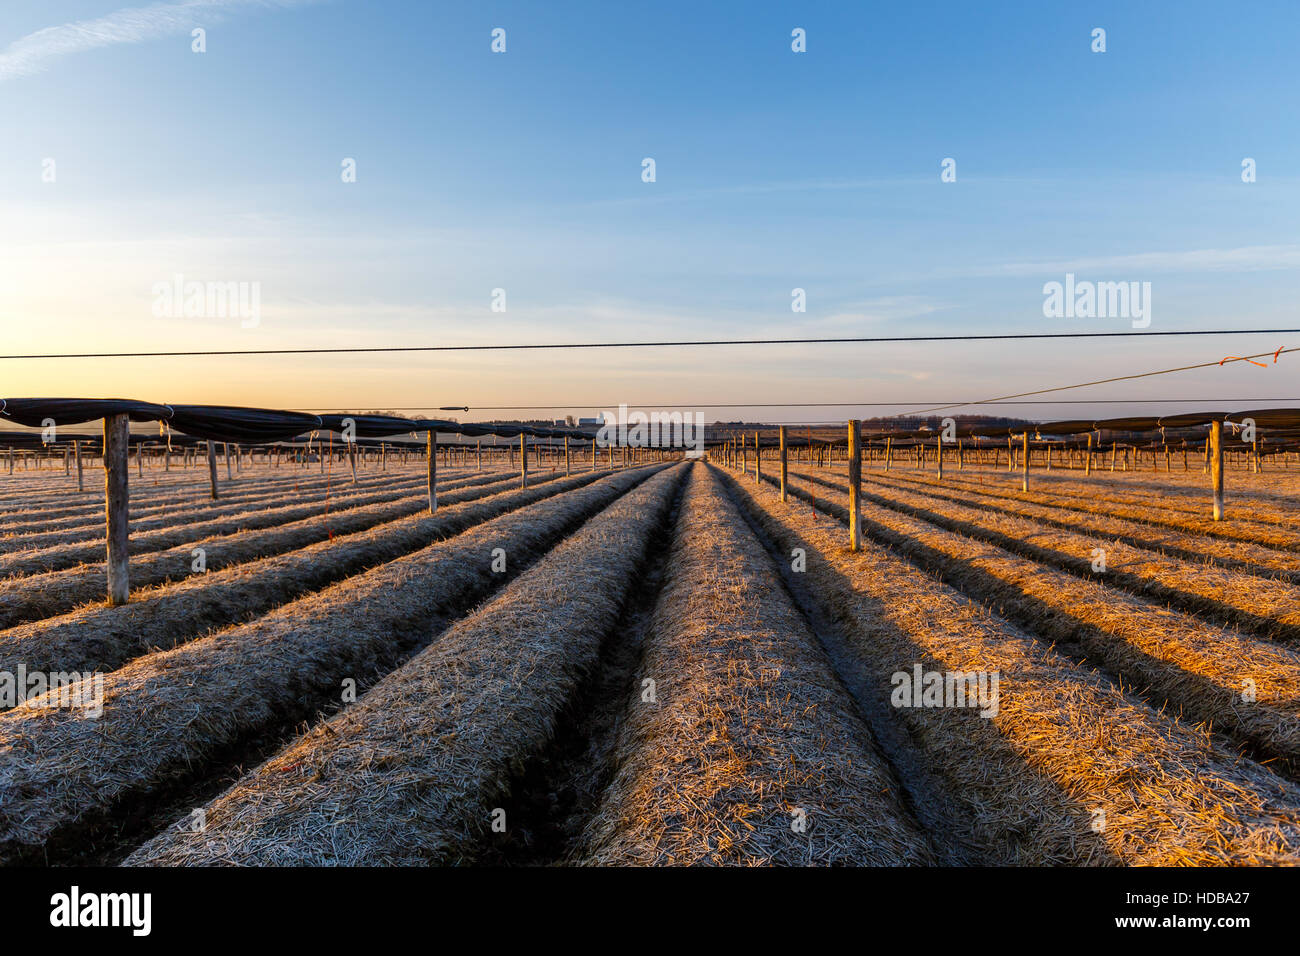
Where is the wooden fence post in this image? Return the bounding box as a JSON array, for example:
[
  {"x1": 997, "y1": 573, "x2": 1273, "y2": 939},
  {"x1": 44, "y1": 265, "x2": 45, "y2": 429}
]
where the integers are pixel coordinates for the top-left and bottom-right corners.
[
  {"x1": 427, "y1": 431, "x2": 437, "y2": 513},
  {"x1": 104, "y1": 414, "x2": 131, "y2": 606},
  {"x1": 1210, "y1": 420, "x2": 1225, "y2": 521},
  {"x1": 936, "y1": 436, "x2": 944, "y2": 482},
  {"x1": 206, "y1": 440, "x2": 219, "y2": 499},
  {"x1": 74, "y1": 440, "x2": 84, "y2": 491},
  {"x1": 848, "y1": 420, "x2": 862, "y2": 552},
  {"x1": 565, "y1": 435, "x2": 571, "y2": 476},
  {"x1": 1021, "y1": 432, "x2": 1030, "y2": 493},
  {"x1": 1085, "y1": 433, "x2": 1093, "y2": 476},
  {"x1": 779, "y1": 425, "x2": 788, "y2": 501},
  {"x1": 520, "y1": 433, "x2": 528, "y2": 488}
]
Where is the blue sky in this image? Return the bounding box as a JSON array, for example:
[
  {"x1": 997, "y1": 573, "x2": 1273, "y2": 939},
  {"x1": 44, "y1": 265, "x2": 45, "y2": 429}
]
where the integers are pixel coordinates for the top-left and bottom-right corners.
[{"x1": 1, "y1": 0, "x2": 1298, "y2": 423}]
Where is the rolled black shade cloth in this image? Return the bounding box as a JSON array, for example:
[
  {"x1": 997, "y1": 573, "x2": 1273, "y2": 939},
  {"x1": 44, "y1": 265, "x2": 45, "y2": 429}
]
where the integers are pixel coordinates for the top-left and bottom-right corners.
[
  {"x1": 315, "y1": 414, "x2": 454, "y2": 438},
  {"x1": 164, "y1": 405, "x2": 324, "y2": 444},
  {"x1": 0, "y1": 398, "x2": 172, "y2": 428},
  {"x1": 1227, "y1": 408, "x2": 1300, "y2": 428},
  {"x1": 1154, "y1": 412, "x2": 1224, "y2": 429}
]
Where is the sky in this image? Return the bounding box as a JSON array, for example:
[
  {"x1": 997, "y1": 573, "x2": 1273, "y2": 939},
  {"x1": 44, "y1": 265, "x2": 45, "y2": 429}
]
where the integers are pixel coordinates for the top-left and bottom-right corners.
[{"x1": 1, "y1": 0, "x2": 1298, "y2": 425}]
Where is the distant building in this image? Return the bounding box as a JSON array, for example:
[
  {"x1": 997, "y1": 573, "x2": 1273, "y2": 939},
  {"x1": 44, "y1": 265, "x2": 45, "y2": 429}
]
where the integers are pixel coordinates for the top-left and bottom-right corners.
[{"x1": 578, "y1": 417, "x2": 601, "y2": 427}]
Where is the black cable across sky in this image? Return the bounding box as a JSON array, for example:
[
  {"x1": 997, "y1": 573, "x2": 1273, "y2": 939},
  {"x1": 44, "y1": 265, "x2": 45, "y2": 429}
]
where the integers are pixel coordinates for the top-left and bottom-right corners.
[{"x1": 0, "y1": 327, "x2": 1296, "y2": 360}]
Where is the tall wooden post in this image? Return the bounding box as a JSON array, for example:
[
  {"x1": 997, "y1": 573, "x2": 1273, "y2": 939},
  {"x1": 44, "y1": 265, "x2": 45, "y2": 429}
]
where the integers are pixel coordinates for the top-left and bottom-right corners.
[
  {"x1": 427, "y1": 432, "x2": 437, "y2": 513},
  {"x1": 520, "y1": 433, "x2": 528, "y2": 489},
  {"x1": 104, "y1": 414, "x2": 131, "y2": 606},
  {"x1": 779, "y1": 426, "x2": 788, "y2": 502},
  {"x1": 936, "y1": 436, "x2": 944, "y2": 482},
  {"x1": 74, "y1": 440, "x2": 84, "y2": 491},
  {"x1": 347, "y1": 439, "x2": 358, "y2": 485},
  {"x1": 1085, "y1": 433, "x2": 1093, "y2": 476},
  {"x1": 206, "y1": 440, "x2": 219, "y2": 500},
  {"x1": 477, "y1": 439, "x2": 483, "y2": 473},
  {"x1": 754, "y1": 432, "x2": 761, "y2": 484},
  {"x1": 565, "y1": 435, "x2": 571, "y2": 476},
  {"x1": 848, "y1": 420, "x2": 862, "y2": 552},
  {"x1": 1210, "y1": 420, "x2": 1225, "y2": 521},
  {"x1": 885, "y1": 436, "x2": 892, "y2": 472},
  {"x1": 1021, "y1": 432, "x2": 1029, "y2": 493}
]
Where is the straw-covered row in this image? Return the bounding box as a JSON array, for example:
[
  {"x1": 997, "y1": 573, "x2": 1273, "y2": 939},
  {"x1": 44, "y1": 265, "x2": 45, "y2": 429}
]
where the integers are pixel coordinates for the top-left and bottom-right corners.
[
  {"x1": 0, "y1": 469, "x2": 564, "y2": 630},
  {"x1": 0, "y1": 466, "x2": 450, "y2": 538},
  {"x1": 788, "y1": 468, "x2": 1300, "y2": 643},
  {"x1": 127, "y1": 463, "x2": 688, "y2": 866},
  {"x1": 857, "y1": 467, "x2": 1300, "y2": 580},
  {"x1": 576, "y1": 464, "x2": 933, "y2": 865},
  {"x1": 0, "y1": 468, "x2": 620, "y2": 683},
  {"x1": 801, "y1": 466, "x2": 1300, "y2": 581},
  {"x1": 877, "y1": 465, "x2": 1300, "y2": 527},
  {"x1": 0, "y1": 464, "x2": 665, "y2": 864},
  {"x1": 0, "y1": 468, "x2": 455, "y2": 552},
  {"x1": 0, "y1": 469, "x2": 493, "y2": 575},
  {"x1": 720, "y1": 466, "x2": 1300, "y2": 865},
  {"x1": 771, "y1": 468, "x2": 1300, "y2": 776},
  {"x1": 851, "y1": 466, "x2": 1300, "y2": 551}
]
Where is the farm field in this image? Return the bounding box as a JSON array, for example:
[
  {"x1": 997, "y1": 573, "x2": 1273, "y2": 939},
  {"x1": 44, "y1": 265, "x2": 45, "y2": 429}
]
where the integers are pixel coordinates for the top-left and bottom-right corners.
[{"x1": 0, "y1": 449, "x2": 1297, "y2": 866}]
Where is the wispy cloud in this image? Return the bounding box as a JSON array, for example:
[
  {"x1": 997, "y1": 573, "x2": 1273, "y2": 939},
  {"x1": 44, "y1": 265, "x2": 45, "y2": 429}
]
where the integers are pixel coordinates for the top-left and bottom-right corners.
[
  {"x1": 988, "y1": 245, "x2": 1300, "y2": 277},
  {"x1": 0, "y1": 0, "x2": 320, "y2": 82}
]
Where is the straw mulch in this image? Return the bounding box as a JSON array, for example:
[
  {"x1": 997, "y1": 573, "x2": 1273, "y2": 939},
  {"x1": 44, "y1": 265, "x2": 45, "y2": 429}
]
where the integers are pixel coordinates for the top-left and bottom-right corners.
[
  {"x1": 792, "y1": 469, "x2": 1300, "y2": 642},
  {"x1": 800, "y1": 466, "x2": 1300, "y2": 580},
  {"x1": 853, "y1": 467, "x2": 1300, "y2": 551},
  {"x1": 858, "y1": 467, "x2": 1300, "y2": 582},
  {"x1": 776, "y1": 469, "x2": 1300, "y2": 774},
  {"x1": 126, "y1": 464, "x2": 688, "y2": 866},
  {"x1": 0, "y1": 473, "x2": 431, "y2": 553},
  {"x1": 576, "y1": 464, "x2": 934, "y2": 865},
  {"x1": 0, "y1": 466, "x2": 463, "y2": 540},
  {"x1": 0, "y1": 470, "x2": 619, "y2": 685},
  {"x1": 720, "y1": 466, "x2": 1300, "y2": 865},
  {"x1": 0, "y1": 469, "x2": 573, "y2": 631},
  {"x1": 0, "y1": 465, "x2": 664, "y2": 864},
  {"x1": 0, "y1": 468, "x2": 506, "y2": 575}
]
